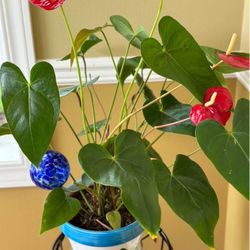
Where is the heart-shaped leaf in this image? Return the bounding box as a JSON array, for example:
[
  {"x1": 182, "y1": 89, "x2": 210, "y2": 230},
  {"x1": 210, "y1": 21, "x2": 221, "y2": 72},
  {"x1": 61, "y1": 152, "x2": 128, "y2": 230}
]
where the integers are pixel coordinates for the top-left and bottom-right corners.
[
  {"x1": 202, "y1": 46, "x2": 248, "y2": 73},
  {"x1": 141, "y1": 16, "x2": 220, "y2": 102},
  {"x1": 79, "y1": 130, "x2": 160, "y2": 236},
  {"x1": 106, "y1": 210, "x2": 121, "y2": 229},
  {"x1": 41, "y1": 187, "x2": 81, "y2": 233},
  {"x1": 196, "y1": 99, "x2": 249, "y2": 199},
  {"x1": 143, "y1": 90, "x2": 195, "y2": 136},
  {"x1": 0, "y1": 62, "x2": 60, "y2": 166},
  {"x1": 0, "y1": 123, "x2": 11, "y2": 136},
  {"x1": 153, "y1": 156, "x2": 219, "y2": 247},
  {"x1": 110, "y1": 16, "x2": 148, "y2": 49}
]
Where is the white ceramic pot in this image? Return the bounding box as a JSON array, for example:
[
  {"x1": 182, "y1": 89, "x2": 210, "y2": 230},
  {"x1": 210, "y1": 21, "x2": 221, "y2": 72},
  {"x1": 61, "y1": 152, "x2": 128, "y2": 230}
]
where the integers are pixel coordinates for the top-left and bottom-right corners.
[{"x1": 60, "y1": 221, "x2": 144, "y2": 250}]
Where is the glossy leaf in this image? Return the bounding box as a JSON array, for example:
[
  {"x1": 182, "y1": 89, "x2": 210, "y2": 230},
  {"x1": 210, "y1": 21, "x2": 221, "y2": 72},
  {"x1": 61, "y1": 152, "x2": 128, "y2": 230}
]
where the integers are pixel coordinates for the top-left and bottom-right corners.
[
  {"x1": 41, "y1": 187, "x2": 81, "y2": 233},
  {"x1": 196, "y1": 99, "x2": 249, "y2": 199},
  {"x1": 141, "y1": 16, "x2": 220, "y2": 102},
  {"x1": 78, "y1": 130, "x2": 160, "y2": 236},
  {"x1": 202, "y1": 46, "x2": 247, "y2": 73},
  {"x1": 143, "y1": 91, "x2": 195, "y2": 136},
  {"x1": 110, "y1": 15, "x2": 148, "y2": 49},
  {"x1": 106, "y1": 211, "x2": 121, "y2": 229},
  {"x1": 0, "y1": 62, "x2": 60, "y2": 166},
  {"x1": 0, "y1": 123, "x2": 11, "y2": 136},
  {"x1": 78, "y1": 119, "x2": 107, "y2": 136},
  {"x1": 153, "y1": 156, "x2": 219, "y2": 247},
  {"x1": 70, "y1": 26, "x2": 103, "y2": 66}
]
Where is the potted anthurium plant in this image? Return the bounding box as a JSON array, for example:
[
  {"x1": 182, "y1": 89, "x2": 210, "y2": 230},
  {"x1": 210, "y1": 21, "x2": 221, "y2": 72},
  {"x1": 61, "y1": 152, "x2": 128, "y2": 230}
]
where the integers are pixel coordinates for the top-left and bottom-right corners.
[{"x1": 0, "y1": 0, "x2": 249, "y2": 249}]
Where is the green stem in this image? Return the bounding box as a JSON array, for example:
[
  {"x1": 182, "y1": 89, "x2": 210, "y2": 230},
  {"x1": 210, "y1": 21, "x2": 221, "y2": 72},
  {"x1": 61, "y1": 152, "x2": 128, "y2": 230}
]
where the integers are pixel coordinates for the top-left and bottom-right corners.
[
  {"x1": 70, "y1": 174, "x2": 94, "y2": 213},
  {"x1": 100, "y1": 84, "x2": 119, "y2": 143},
  {"x1": 61, "y1": 111, "x2": 83, "y2": 147},
  {"x1": 101, "y1": 30, "x2": 128, "y2": 122},
  {"x1": 82, "y1": 57, "x2": 97, "y2": 142},
  {"x1": 91, "y1": 85, "x2": 107, "y2": 119},
  {"x1": 60, "y1": 6, "x2": 90, "y2": 143},
  {"x1": 129, "y1": 69, "x2": 153, "y2": 115},
  {"x1": 146, "y1": 132, "x2": 165, "y2": 149},
  {"x1": 143, "y1": 117, "x2": 190, "y2": 138},
  {"x1": 108, "y1": 84, "x2": 182, "y2": 139},
  {"x1": 119, "y1": 0, "x2": 164, "y2": 123},
  {"x1": 187, "y1": 147, "x2": 201, "y2": 158}
]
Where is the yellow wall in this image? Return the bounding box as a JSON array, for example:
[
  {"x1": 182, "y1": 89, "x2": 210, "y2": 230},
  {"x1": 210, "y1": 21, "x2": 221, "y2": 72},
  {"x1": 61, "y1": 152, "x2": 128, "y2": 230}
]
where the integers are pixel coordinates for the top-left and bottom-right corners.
[
  {"x1": 0, "y1": 0, "x2": 248, "y2": 250},
  {"x1": 30, "y1": 0, "x2": 245, "y2": 59}
]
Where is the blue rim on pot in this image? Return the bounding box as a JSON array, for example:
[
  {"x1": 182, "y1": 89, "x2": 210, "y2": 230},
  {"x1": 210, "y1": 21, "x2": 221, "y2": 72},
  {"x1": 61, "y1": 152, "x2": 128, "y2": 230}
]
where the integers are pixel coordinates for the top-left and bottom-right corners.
[{"x1": 60, "y1": 220, "x2": 144, "y2": 247}]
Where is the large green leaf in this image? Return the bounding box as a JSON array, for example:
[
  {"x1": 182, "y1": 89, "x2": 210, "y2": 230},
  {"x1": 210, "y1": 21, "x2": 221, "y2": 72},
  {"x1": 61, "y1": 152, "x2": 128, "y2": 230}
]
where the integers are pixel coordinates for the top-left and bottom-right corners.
[
  {"x1": 78, "y1": 130, "x2": 160, "y2": 236},
  {"x1": 110, "y1": 16, "x2": 148, "y2": 49},
  {"x1": 143, "y1": 90, "x2": 195, "y2": 136},
  {"x1": 41, "y1": 187, "x2": 81, "y2": 233},
  {"x1": 141, "y1": 16, "x2": 220, "y2": 102},
  {"x1": 153, "y1": 156, "x2": 219, "y2": 247},
  {"x1": 0, "y1": 62, "x2": 60, "y2": 166},
  {"x1": 196, "y1": 99, "x2": 249, "y2": 199},
  {"x1": 202, "y1": 46, "x2": 247, "y2": 74}
]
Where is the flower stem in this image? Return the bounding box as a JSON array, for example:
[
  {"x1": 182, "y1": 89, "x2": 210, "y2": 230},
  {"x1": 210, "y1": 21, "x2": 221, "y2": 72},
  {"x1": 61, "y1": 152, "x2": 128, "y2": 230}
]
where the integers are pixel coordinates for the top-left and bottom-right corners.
[
  {"x1": 69, "y1": 174, "x2": 94, "y2": 213},
  {"x1": 143, "y1": 117, "x2": 190, "y2": 138},
  {"x1": 146, "y1": 132, "x2": 165, "y2": 149},
  {"x1": 108, "y1": 84, "x2": 182, "y2": 138},
  {"x1": 82, "y1": 57, "x2": 97, "y2": 142},
  {"x1": 119, "y1": 0, "x2": 164, "y2": 123},
  {"x1": 60, "y1": 111, "x2": 83, "y2": 147},
  {"x1": 60, "y1": 6, "x2": 90, "y2": 143},
  {"x1": 100, "y1": 33, "x2": 133, "y2": 143}
]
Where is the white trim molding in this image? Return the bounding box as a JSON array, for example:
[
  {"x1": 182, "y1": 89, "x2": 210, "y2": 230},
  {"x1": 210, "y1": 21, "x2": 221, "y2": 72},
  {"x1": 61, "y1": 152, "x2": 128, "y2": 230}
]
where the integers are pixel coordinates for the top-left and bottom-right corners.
[
  {"x1": 236, "y1": 71, "x2": 250, "y2": 91},
  {"x1": 48, "y1": 57, "x2": 244, "y2": 86},
  {"x1": 0, "y1": 0, "x2": 35, "y2": 188}
]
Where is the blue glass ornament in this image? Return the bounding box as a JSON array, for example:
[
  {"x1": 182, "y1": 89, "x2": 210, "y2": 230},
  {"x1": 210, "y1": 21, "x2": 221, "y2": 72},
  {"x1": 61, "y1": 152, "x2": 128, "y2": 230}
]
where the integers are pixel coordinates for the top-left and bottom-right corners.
[{"x1": 30, "y1": 150, "x2": 70, "y2": 190}]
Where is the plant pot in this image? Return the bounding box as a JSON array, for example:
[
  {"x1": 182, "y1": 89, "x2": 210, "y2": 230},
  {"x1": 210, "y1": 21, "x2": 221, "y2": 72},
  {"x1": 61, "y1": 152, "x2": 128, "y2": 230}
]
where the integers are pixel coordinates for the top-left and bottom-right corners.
[{"x1": 60, "y1": 220, "x2": 144, "y2": 250}]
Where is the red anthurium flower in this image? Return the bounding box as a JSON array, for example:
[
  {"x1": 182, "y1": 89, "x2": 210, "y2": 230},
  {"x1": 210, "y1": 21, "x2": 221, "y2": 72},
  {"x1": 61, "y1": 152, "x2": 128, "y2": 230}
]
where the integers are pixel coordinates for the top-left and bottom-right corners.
[
  {"x1": 217, "y1": 52, "x2": 250, "y2": 69},
  {"x1": 190, "y1": 104, "x2": 224, "y2": 125},
  {"x1": 29, "y1": 0, "x2": 65, "y2": 10},
  {"x1": 204, "y1": 87, "x2": 233, "y2": 113},
  {"x1": 190, "y1": 87, "x2": 233, "y2": 126}
]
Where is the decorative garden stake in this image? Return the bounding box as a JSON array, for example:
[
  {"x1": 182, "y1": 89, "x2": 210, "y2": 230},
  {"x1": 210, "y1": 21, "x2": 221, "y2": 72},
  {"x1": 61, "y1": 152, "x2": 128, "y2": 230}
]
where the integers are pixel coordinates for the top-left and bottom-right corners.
[
  {"x1": 0, "y1": 0, "x2": 249, "y2": 249},
  {"x1": 30, "y1": 150, "x2": 70, "y2": 190}
]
